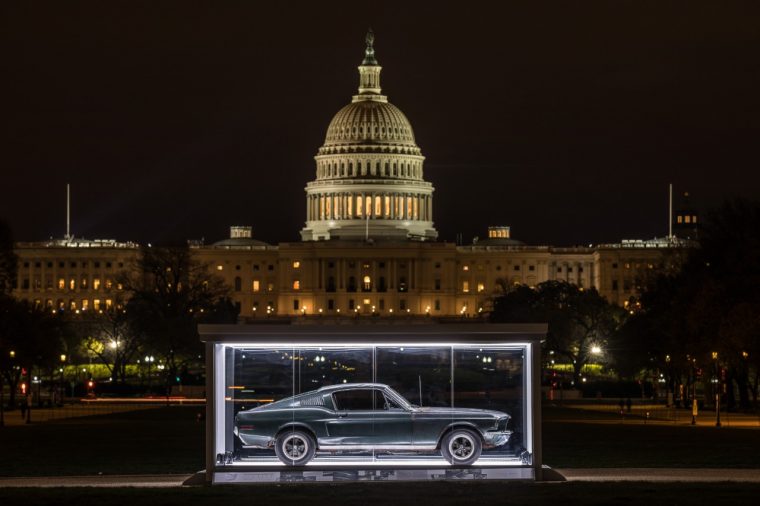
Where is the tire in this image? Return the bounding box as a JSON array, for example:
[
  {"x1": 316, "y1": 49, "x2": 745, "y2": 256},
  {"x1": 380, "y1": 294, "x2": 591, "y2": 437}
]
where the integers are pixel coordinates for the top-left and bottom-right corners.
[
  {"x1": 274, "y1": 429, "x2": 316, "y2": 466},
  {"x1": 440, "y1": 428, "x2": 482, "y2": 465}
]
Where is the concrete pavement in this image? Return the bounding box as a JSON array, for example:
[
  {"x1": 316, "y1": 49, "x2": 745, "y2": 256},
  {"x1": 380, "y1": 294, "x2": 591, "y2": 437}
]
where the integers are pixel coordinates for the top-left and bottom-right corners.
[{"x1": 1, "y1": 469, "x2": 760, "y2": 487}]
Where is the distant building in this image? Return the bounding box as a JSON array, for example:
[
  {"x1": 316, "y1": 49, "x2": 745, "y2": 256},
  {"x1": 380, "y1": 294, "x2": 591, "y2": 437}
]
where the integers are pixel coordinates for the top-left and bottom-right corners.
[{"x1": 11, "y1": 33, "x2": 691, "y2": 318}]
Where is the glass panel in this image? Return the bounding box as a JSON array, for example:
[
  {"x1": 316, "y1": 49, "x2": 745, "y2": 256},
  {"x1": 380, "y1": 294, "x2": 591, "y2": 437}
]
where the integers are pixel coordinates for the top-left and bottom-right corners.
[
  {"x1": 453, "y1": 346, "x2": 528, "y2": 463},
  {"x1": 376, "y1": 347, "x2": 451, "y2": 408}
]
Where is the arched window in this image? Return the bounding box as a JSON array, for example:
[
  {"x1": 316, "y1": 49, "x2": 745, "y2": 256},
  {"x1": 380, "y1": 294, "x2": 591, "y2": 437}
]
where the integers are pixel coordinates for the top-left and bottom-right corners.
[
  {"x1": 357, "y1": 196, "x2": 363, "y2": 217},
  {"x1": 375, "y1": 196, "x2": 382, "y2": 216},
  {"x1": 363, "y1": 275, "x2": 372, "y2": 291},
  {"x1": 293, "y1": 280, "x2": 300, "y2": 290}
]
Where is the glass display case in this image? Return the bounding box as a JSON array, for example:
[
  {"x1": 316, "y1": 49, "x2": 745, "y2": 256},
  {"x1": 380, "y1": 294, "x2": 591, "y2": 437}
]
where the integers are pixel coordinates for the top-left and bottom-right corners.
[{"x1": 200, "y1": 324, "x2": 545, "y2": 484}]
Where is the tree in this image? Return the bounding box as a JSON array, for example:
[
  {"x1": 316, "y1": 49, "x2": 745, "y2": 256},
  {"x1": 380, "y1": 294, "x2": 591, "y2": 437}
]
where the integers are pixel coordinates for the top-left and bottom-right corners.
[
  {"x1": 622, "y1": 199, "x2": 760, "y2": 410},
  {"x1": 78, "y1": 303, "x2": 142, "y2": 385},
  {"x1": 0, "y1": 219, "x2": 17, "y2": 295},
  {"x1": 120, "y1": 245, "x2": 236, "y2": 388},
  {"x1": 0, "y1": 297, "x2": 66, "y2": 414},
  {"x1": 491, "y1": 280, "x2": 626, "y2": 383}
]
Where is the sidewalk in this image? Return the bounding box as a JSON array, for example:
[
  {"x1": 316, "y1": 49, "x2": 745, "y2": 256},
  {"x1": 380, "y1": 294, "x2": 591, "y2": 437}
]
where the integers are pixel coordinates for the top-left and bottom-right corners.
[
  {"x1": 552, "y1": 403, "x2": 760, "y2": 428},
  {"x1": 1, "y1": 469, "x2": 760, "y2": 487},
  {"x1": 0, "y1": 403, "x2": 160, "y2": 426},
  {"x1": 557, "y1": 468, "x2": 760, "y2": 482}
]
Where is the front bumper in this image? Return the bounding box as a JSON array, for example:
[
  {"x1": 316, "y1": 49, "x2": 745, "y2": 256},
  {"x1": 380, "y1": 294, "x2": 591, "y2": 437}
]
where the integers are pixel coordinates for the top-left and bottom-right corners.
[{"x1": 483, "y1": 430, "x2": 512, "y2": 448}]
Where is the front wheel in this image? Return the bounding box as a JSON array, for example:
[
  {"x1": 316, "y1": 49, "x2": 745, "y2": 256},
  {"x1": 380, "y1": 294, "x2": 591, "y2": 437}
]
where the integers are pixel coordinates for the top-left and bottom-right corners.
[
  {"x1": 274, "y1": 429, "x2": 316, "y2": 466},
  {"x1": 441, "y1": 429, "x2": 482, "y2": 465}
]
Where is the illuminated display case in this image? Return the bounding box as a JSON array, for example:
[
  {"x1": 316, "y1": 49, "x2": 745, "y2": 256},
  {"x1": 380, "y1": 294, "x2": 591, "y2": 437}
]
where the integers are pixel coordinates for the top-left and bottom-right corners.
[{"x1": 199, "y1": 324, "x2": 545, "y2": 484}]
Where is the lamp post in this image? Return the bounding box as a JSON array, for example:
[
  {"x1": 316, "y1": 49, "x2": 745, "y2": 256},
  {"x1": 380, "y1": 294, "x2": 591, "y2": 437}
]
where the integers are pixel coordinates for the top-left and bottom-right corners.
[
  {"x1": 59, "y1": 354, "x2": 66, "y2": 405},
  {"x1": 712, "y1": 351, "x2": 721, "y2": 427},
  {"x1": 691, "y1": 358, "x2": 698, "y2": 425}
]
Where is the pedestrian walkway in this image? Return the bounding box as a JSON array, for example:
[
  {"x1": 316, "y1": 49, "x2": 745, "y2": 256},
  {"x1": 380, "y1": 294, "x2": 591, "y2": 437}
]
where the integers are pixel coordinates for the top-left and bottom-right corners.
[
  {"x1": 558, "y1": 468, "x2": 760, "y2": 482},
  {"x1": 0, "y1": 403, "x2": 159, "y2": 426},
  {"x1": 552, "y1": 403, "x2": 760, "y2": 428}
]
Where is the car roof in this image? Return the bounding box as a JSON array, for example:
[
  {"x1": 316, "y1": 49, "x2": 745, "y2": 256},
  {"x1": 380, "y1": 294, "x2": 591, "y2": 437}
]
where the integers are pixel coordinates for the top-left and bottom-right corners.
[{"x1": 316, "y1": 383, "x2": 390, "y2": 393}]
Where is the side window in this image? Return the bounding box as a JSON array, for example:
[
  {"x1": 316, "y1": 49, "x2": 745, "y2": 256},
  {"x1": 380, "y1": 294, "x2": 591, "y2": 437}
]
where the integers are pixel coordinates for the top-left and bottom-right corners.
[
  {"x1": 383, "y1": 392, "x2": 402, "y2": 410},
  {"x1": 333, "y1": 389, "x2": 375, "y2": 411}
]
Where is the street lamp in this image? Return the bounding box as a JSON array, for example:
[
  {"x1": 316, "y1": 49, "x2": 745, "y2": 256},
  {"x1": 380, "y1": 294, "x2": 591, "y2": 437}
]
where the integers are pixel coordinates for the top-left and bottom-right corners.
[
  {"x1": 712, "y1": 351, "x2": 721, "y2": 427},
  {"x1": 59, "y1": 354, "x2": 66, "y2": 404}
]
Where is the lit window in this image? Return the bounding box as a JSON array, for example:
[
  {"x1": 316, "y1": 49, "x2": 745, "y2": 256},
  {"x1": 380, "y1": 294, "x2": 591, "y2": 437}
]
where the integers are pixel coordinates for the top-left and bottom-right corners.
[
  {"x1": 357, "y1": 196, "x2": 363, "y2": 217},
  {"x1": 93, "y1": 299, "x2": 101, "y2": 310},
  {"x1": 693, "y1": 216, "x2": 698, "y2": 223},
  {"x1": 365, "y1": 197, "x2": 371, "y2": 216},
  {"x1": 216, "y1": 265, "x2": 223, "y2": 271},
  {"x1": 463, "y1": 265, "x2": 469, "y2": 271},
  {"x1": 363, "y1": 275, "x2": 371, "y2": 290},
  {"x1": 93, "y1": 278, "x2": 101, "y2": 290},
  {"x1": 477, "y1": 283, "x2": 485, "y2": 293},
  {"x1": 363, "y1": 298, "x2": 371, "y2": 305},
  {"x1": 267, "y1": 283, "x2": 274, "y2": 292},
  {"x1": 293, "y1": 261, "x2": 300, "y2": 269},
  {"x1": 105, "y1": 299, "x2": 113, "y2": 309},
  {"x1": 347, "y1": 196, "x2": 353, "y2": 216},
  {"x1": 684, "y1": 215, "x2": 691, "y2": 224},
  {"x1": 58, "y1": 278, "x2": 65, "y2": 290},
  {"x1": 105, "y1": 279, "x2": 112, "y2": 289},
  {"x1": 293, "y1": 280, "x2": 300, "y2": 290},
  {"x1": 677, "y1": 216, "x2": 683, "y2": 224},
  {"x1": 384, "y1": 196, "x2": 390, "y2": 217},
  {"x1": 462, "y1": 281, "x2": 469, "y2": 293},
  {"x1": 375, "y1": 196, "x2": 381, "y2": 216},
  {"x1": 252, "y1": 280, "x2": 260, "y2": 292},
  {"x1": 69, "y1": 278, "x2": 76, "y2": 290},
  {"x1": 70, "y1": 300, "x2": 77, "y2": 311}
]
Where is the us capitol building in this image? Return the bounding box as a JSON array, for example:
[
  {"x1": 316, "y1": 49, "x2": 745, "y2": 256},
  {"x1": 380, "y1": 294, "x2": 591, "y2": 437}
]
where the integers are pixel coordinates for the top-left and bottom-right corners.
[{"x1": 12, "y1": 34, "x2": 695, "y2": 318}]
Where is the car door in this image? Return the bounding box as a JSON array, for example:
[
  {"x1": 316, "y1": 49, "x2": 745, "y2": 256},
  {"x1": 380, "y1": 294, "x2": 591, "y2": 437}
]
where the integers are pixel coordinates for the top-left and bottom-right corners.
[
  {"x1": 371, "y1": 390, "x2": 413, "y2": 447},
  {"x1": 324, "y1": 388, "x2": 378, "y2": 447}
]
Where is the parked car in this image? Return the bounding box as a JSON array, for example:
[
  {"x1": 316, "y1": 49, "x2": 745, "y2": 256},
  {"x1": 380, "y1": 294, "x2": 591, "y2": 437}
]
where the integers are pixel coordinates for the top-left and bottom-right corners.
[{"x1": 234, "y1": 382, "x2": 512, "y2": 466}]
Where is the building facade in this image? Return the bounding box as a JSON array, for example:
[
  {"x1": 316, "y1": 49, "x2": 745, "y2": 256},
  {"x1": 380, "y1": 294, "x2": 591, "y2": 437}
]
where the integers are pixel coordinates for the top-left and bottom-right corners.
[{"x1": 11, "y1": 34, "x2": 689, "y2": 318}]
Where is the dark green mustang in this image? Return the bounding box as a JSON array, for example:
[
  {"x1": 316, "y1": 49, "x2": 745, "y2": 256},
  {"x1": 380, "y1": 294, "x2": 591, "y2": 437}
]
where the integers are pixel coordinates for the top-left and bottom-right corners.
[{"x1": 234, "y1": 383, "x2": 512, "y2": 466}]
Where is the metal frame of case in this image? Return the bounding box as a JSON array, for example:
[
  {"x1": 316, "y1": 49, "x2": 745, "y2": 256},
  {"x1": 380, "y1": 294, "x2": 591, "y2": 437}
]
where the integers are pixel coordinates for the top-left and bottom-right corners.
[{"x1": 200, "y1": 324, "x2": 546, "y2": 484}]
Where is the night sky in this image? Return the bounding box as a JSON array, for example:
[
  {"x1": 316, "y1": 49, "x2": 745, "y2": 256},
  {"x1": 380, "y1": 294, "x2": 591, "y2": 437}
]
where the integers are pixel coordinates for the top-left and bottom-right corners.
[{"x1": 5, "y1": 1, "x2": 760, "y2": 246}]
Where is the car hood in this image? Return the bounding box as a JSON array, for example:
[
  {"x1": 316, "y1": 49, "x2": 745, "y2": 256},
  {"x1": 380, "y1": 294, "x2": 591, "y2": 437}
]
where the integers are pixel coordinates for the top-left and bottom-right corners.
[{"x1": 412, "y1": 407, "x2": 508, "y2": 419}]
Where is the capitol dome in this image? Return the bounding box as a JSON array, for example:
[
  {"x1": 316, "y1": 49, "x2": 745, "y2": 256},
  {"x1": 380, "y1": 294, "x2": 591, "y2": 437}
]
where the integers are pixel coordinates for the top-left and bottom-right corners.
[
  {"x1": 323, "y1": 100, "x2": 418, "y2": 149},
  {"x1": 300, "y1": 31, "x2": 437, "y2": 241}
]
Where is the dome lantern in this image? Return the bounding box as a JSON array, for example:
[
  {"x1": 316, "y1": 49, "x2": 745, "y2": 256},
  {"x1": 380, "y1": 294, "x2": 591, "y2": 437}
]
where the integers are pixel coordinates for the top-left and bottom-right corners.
[{"x1": 356, "y1": 29, "x2": 384, "y2": 100}]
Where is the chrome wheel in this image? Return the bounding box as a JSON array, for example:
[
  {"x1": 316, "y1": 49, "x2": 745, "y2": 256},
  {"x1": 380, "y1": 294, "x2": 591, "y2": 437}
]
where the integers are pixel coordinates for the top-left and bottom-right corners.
[
  {"x1": 448, "y1": 434, "x2": 475, "y2": 461},
  {"x1": 282, "y1": 435, "x2": 309, "y2": 460},
  {"x1": 441, "y1": 429, "x2": 482, "y2": 465}
]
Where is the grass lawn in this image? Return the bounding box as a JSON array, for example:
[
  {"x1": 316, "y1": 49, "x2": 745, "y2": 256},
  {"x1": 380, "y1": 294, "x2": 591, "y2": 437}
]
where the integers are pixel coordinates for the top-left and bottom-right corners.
[
  {"x1": 543, "y1": 406, "x2": 760, "y2": 468},
  {"x1": 0, "y1": 406, "x2": 204, "y2": 476},
  {"x1": 1, "y1": 482, "x2": 760, "y2": 506}
]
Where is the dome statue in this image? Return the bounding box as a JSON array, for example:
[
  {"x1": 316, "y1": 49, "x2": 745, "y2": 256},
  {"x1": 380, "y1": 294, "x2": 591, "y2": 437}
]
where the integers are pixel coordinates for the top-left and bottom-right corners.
[{"x1": 300, "y1": 32, "x2": 437, "y2": 242}]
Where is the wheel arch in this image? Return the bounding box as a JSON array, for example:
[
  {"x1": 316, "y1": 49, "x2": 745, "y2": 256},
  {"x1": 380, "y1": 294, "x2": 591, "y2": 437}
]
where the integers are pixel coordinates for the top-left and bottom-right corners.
[
  {"x1": 437, "y1": 422, "x2": 484, "y2": 449},
  {"x1": 275, "y1": 423, "x2": 318, "y2": 445}
]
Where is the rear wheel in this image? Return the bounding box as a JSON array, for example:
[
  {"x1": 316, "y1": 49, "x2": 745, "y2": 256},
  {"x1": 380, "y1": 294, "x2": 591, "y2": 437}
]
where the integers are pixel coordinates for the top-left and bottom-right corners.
[
  {"x1": 441, "y1": 428, "x2": 482, "y2": 465},
  {"x1": 274, "y1": 429, "x2": 316, "y2": 466}
]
